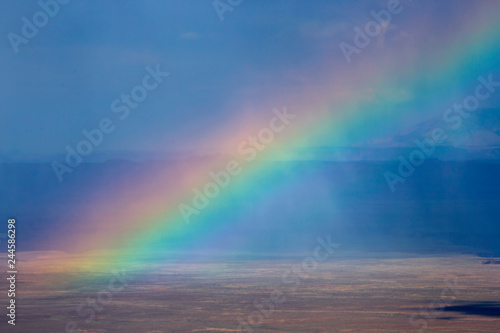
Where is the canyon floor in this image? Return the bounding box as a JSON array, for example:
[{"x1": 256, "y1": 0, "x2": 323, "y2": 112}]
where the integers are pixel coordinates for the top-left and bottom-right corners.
[{"x1": 1, "y1": 252, "x2": 499, "y2": 332}]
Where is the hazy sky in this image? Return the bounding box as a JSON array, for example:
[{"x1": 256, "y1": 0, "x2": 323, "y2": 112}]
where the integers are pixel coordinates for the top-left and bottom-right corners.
[{"x1": 2, "y1": 0, "x2": 499, "y2": 156}]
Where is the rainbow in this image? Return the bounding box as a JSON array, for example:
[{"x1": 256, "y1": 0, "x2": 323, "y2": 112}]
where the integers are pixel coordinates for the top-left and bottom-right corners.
[{"x1": 47, "y1": 2, "x2": 500, "y2": 274}]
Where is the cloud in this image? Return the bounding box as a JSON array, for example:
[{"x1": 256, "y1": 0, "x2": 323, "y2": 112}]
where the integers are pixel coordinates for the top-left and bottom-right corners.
[
  {"x1": 179, "y1": 31, "x2": 200, "y2": 40},
  {"x1": 299, "y1": 22, "x2": 346, "y2": 39}
]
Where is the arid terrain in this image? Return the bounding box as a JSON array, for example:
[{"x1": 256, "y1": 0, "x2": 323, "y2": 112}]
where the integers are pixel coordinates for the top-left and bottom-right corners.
[{"x1": 1, "y1": 252, "x2": 499, "y2": 332}]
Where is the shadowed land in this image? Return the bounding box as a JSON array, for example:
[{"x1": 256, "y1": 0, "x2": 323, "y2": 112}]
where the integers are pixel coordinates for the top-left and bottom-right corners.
[{"x1": 442, "y1": 302, "x2": 500, "y2": 318}]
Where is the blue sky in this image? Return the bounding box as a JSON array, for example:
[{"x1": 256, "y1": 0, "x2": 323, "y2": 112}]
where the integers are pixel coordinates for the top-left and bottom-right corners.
[{"x1": 1, "y1": 0, "x2": 499, "y2": 157}]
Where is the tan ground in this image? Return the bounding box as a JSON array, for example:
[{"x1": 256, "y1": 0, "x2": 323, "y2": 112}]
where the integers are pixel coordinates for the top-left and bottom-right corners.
[{"x1": 1, "y1": 252, "x2": 499, "y2": 332}]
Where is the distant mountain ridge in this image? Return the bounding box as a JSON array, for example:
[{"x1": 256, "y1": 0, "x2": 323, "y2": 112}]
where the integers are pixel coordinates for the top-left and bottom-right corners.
[
  {"x1": 373, "y1": 108, "x2": 500, "y2": 148},
  {"x1": 2, "y1": 109, "x2": 500, "y2": 163}
]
